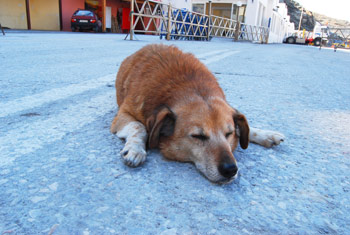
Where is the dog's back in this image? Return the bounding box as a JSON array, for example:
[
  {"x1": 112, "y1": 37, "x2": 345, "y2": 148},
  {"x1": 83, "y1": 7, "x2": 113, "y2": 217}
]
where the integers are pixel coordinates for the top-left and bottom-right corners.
[{"x1": 116, "y1": 44, "x2": 225, "y2": 123}]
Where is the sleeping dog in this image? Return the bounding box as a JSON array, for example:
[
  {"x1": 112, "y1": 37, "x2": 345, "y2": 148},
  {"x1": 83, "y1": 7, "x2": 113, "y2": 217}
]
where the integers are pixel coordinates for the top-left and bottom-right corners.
[{"x1": 111, "y1": 44, "x2": 284, "y2": 184}]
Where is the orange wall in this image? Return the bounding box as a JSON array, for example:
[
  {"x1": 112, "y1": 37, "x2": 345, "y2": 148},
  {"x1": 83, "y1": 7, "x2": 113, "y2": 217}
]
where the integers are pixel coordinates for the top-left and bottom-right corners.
[
  {"x1": 30, "y1": 0, "x2": 60, "y2": 30},
  {"x1": 61, "y1": 0, "x2": 85, "y2": 31},
  {"x1": 106, "y1": 0, "x2": 130, "y2": 32},
  {"x1": 106, "y1": 0, "x2": 128, "y2": 17},
  {"x1": 0, "y1": 0, "x2": 130, "y2": 31},
  {"x1": 61, "y1": 0, "x2": 128, "y2": 31},
  {"x1": 0, "y1": 0, "x2": 28, "y2": 29}
]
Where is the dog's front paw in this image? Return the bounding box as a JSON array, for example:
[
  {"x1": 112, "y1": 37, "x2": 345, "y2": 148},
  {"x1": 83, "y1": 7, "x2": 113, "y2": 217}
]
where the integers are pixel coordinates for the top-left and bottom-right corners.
[
  {"x1": 120, "y1": 144, "x2": 147, "y2": 167},
  {"x1": 263, "y1": 131, "x2": 285, "y2": 147}
]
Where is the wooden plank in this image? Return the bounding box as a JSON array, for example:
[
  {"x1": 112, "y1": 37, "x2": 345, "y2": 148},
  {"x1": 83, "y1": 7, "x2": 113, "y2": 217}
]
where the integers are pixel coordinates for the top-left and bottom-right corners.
[
  {"x1": 26, "y1": 0, "x2": 31, "y2": 30},
  {"x1": 102, "y1": 0, "x2": 106, "y2": 32}
]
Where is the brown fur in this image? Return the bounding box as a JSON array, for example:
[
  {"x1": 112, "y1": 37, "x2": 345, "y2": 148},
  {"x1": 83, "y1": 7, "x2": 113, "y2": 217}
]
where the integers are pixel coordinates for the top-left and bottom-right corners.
[{"x1": 111, "y1": 44, "x2": 250, "y2": 183}]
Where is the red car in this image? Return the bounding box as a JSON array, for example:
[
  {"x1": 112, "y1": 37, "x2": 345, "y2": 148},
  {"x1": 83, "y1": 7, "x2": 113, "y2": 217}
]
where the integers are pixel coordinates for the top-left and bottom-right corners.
[{"x1": 71, "y1": 9, "x2": 101, "y2": 32}]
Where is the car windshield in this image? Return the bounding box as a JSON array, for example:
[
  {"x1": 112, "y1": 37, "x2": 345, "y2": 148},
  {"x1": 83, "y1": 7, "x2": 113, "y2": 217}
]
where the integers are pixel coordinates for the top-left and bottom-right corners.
[{"x1": 75, "y1": 10, "x2": 93, "y2": 16}]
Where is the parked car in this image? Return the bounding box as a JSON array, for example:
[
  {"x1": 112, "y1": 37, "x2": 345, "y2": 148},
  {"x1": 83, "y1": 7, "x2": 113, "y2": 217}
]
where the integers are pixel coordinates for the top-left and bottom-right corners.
[
  {"x1": 284, "y1": 25, "x2": 329, "y2": 46},
  {"x1": 71, "y1": 9, "x2": 102, "y2": 32},
  {"x1": 284, "y1": 33, "x2": 322, "y2": 46},
  {"x1": 284, "y1": 32, "x2": 316, "y2": 45}
]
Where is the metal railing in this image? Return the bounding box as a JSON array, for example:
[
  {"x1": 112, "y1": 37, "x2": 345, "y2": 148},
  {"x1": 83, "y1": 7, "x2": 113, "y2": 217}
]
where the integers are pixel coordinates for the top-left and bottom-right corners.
[
  {"x1": 324, "y1": 28, "x2": 350, "y2": 50},
  {"x1": 128, "y1": 0, "x2": 269, "y2": 43},
  {"x1": 239, "y1": 23, "x2": 269, "y2": 42}
]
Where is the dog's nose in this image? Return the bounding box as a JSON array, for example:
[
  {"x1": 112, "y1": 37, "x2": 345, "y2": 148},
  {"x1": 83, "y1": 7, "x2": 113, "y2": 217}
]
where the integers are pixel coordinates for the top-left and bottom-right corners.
[{"x1": 219, "y1": 163, "x2": 238, "y2": 179}]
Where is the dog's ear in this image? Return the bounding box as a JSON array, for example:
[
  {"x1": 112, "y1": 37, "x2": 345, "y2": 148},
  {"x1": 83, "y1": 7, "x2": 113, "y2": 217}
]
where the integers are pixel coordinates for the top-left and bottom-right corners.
[
  {"x1": 233, "y1": 109, "x2": 250, "y2": 149},
  {"x1": 146, "y1": 106, "x2": 176, "y2": 149}
]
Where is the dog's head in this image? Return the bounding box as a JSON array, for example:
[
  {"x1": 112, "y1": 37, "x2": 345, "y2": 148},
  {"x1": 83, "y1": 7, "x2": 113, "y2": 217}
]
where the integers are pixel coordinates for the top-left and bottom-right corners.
[{"x1": 146, "y1": 96, "x2": 249, "y2": 184}]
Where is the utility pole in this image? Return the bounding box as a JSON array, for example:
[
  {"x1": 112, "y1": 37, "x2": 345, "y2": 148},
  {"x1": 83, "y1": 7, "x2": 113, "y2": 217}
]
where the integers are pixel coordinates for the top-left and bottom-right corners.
[{"x1": 298, "y1": 7, "x2": 303, "y2": 32}]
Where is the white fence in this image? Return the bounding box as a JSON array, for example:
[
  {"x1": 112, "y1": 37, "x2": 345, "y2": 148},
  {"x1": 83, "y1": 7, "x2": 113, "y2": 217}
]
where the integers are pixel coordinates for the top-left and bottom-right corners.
[{"x1": 128, "y1": 0, "x2": 269, "y2": 43}]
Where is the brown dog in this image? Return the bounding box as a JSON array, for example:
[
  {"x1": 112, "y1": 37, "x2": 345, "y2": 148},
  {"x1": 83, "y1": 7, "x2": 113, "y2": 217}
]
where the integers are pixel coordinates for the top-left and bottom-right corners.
[{"x1": 111, "y1": 44, "x2": 284, "y2": 184}]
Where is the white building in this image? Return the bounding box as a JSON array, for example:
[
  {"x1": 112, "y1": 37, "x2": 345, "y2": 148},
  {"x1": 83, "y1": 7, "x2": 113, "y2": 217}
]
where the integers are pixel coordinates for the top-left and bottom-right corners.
[
  {"x1": 268, "y1": 1, "x2": 295, "y2": 42},
  {"x1": 188, "y1": 0, "x2": 295, "y2": 43}
]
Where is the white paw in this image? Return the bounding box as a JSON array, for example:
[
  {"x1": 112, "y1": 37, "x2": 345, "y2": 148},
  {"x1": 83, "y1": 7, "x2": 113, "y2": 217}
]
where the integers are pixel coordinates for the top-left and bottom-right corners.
[
  {"x1": 264, "y1": 131, "x2": 285, "y2": 147},
  {"x1": 120, "y1": 144, "x2": 147, "y2": 167}
]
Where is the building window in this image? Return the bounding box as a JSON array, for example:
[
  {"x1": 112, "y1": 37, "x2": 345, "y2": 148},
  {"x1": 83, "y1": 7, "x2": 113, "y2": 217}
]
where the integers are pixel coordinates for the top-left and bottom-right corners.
[
  {"x1": 193, "y1": 4, "x2": 205, "y2": 14},
  {"x1": 232, "y1": 4, "x2": 246, "y2": 22},
  {"x1": 211, "y1": 3, "x2": 232, "y2": 19}
]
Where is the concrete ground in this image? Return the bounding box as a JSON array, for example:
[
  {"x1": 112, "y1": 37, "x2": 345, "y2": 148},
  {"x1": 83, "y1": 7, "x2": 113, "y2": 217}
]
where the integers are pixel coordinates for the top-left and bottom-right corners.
[{"x1": 0, "y1": 31, "x2": 349, "y2": 234}]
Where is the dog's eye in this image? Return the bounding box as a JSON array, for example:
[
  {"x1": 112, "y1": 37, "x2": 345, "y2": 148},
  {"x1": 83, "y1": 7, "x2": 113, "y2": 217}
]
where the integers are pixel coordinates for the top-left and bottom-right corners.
[
  {"x1": 225, "y1": 132, "x2": 233, "y2": 138},
  {"x1": 191, "y1": 134, "x2": 209, "y2": 141}
]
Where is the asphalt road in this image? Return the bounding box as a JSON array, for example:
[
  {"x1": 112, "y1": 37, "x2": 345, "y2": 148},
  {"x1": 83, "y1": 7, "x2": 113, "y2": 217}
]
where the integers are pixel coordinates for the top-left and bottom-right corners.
[{"x1": 1, "y1": 31, "x2": 349, "y2": 234}]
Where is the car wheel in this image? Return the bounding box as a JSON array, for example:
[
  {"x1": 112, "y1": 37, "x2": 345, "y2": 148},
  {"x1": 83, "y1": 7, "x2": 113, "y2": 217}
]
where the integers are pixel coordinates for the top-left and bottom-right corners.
[
  {"x1": 287, "y1": 37, "x2": 295, "y2": 44},
  {"x1": 314, "y1": 38, "x2": 321, "y2": 46}
]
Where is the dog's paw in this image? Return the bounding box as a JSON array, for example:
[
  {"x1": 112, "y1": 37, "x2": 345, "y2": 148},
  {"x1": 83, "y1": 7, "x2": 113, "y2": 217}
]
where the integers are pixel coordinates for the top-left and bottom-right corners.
[
  {"x1": 120, "y1": 144, "x2": 147, "y2": 167},
  {"x1": 263, "y1": 131, "x2": 285, "y2": 148}
]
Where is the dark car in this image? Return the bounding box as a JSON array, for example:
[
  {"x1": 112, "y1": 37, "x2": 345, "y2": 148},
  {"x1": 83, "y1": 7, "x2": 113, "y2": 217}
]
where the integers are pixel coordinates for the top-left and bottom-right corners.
[{"x1": 71, "y1": 9, "x2": 101, "y2": 32}]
